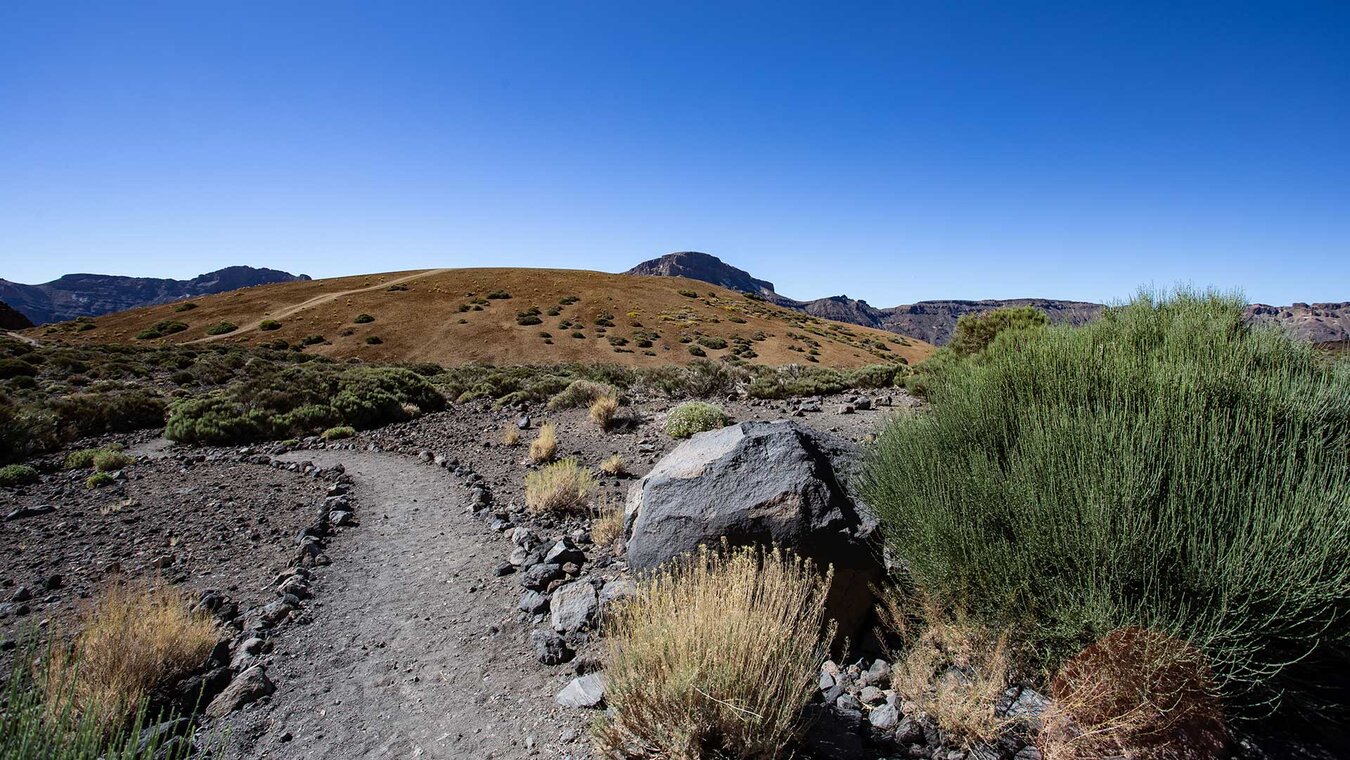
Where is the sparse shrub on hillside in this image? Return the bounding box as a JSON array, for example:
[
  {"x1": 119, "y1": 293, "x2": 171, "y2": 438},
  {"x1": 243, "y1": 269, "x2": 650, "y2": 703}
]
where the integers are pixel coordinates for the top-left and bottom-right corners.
[
  {"x1": 588, "y1": 394, "x2": 620, "y2": 431},
  {"x1": 559, "y1": 294, "x2": 580, "y2": 305},
  {"x1": 599, "y1": 453, "x2": 625, "y2": 476},
  {"x1": 528, "y1": 422, "x2": 557, "y2": 463},
  {"x1": 300, "y1": 334, "x2": 326, "y2": 346},
  {"x1": 548, "y1": 379, "x2": 618, "y2": 410},
  {"x1": 45, "y1": 583, "x2": 217, "y2": 734},
  {"x1": 85, "y1": 472, "x2": 115, "y2": 489},
  {"x1": 486, "y1": 290, "x2": 512, "y2": 300},
  {"x1": 594, "y1": 545, "x2": 833, "y2": 759},
  {"x1": 665, "y1": 401, "x2": 729, "y2": 438},
  {"x1": 949, "y1": 306, "x2": 1049, "y2": 357},
  {"x1": 0, "y1": 463, "x2": 39, "y2": 487},
  {"x1": 353, "y1": 313, "x2": 375, "y2": 324},
  {"x1": 501, "y1": 425, "x2": 521, "y2": 446},
  {"x1": 687, "y1": 345, "x2": 706, "y2": 357},
  {"x1": 364, "y1": 335, "x2": 382, "y2": 345},
  {"x1": 322, "y1": 425, "x2": 355, "y2": 440},
  {"x1": 136, "y1": 321, "x2": 188, "y2": 340},
  {"x1": 258, "y1": 319, "x2": 281, "y2": 331},
  {"x1": 864, "y1": 290, "x2": 1350, "y2": 719},
  {"x1": 746, "y1": 363, "x2": 908, "y2": 399},
  {"x1": 173, "y1": 302, "x2": 198, "y2": 312},
  {"x1": 678, "y1": 288, "x2": 698, "y2": 298},
  {"x1": 571, "y1": 331, "x2": 585, "y2": 339},
  {"x1": 0, "y1": 358, "x2": 38, "y2": 379},
  {"x1": 516, "y1": 312, "x2": 543, "y2": 326},
  {"x1": 205, "y1": 321, "x2": 237, "y2": 335},
  {"x1": 524, "y1": 458, "x2": 594, "y2": 514},
  {"x1": 91, "y1": 450, "x2": 131, "y2": 472},
  {"x1": 696, "y1": 335, "x2": 727, "y2": 350}
]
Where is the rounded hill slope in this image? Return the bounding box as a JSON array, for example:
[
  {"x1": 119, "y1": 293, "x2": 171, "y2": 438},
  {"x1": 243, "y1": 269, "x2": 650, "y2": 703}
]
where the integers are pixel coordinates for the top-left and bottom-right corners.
[{"x1": 38, "y1": 267, "x2": 933, "y2": 368}]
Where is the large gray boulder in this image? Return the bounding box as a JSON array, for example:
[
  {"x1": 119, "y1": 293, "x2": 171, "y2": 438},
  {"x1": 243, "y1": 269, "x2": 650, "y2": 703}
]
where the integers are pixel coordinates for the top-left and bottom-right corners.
[{"x1": 624, "y1": 420, "x2": 883, "y2": 636}]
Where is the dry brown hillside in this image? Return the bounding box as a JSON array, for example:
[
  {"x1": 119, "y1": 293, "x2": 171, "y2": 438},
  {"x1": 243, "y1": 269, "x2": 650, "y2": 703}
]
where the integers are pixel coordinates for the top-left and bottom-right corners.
[{"x1": 37, "y1": 267, "x2": 933, "y2": 367}]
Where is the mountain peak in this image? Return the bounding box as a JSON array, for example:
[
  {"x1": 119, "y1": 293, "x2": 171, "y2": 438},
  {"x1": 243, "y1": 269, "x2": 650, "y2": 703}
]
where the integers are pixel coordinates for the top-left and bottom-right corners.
[{"x1": 625, "y1": 251, "x2": 778, "y2": 297}]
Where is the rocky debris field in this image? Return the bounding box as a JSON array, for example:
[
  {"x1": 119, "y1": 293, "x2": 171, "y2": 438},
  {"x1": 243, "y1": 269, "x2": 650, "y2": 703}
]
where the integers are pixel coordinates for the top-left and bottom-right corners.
[{"x1": 0, "y1": 389, "x2": 935, "y2": 759}]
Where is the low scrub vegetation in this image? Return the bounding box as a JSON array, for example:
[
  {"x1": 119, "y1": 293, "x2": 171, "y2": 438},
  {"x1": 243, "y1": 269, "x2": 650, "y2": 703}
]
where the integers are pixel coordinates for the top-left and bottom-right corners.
[
  {"x1": 665, "y1": 401, "x2": 729, "y2": 439},
  {"x1": 205, "y1": 321, "x2": 237, "y2": 335},
  {"x1": 547, "y1": 379, "x2": 619, "y2": 410},
  {"x1": 528, "y1": 422, "x2": 557, "y2": 463},
  {"x1": 46, "y1": 583, "x2": 218, "y2": 734},
  {"x1": 588, "y1": 394, "x2": 620, "y2": 431},
  {"x1": 599, "y1": 453, "x2": 625, "y2": 476},
  {"x1": 524, "y1": 457, "x2": 595, "y2": 514},
  {"x1": 864, "y1": 291, "x2": 1350, "y2": 721},
  {"x1": 321, "y1": 425, "x2": 355, "y2": 440},
  {"x1": 589, "y1": 496, "x2": 625, "y2": 546},
  {"x1": 65, "y1": 448, "x2": 132, "y2": 472},
  {"x1": 594, "y1": 545, "x2": 833, "y2": 758},
  {"x1": 501, "y1": 424, "x2": 521, "y2": 446},
  {"x1": 0, "y1": 463, "x2": 39, "y2": 486}
]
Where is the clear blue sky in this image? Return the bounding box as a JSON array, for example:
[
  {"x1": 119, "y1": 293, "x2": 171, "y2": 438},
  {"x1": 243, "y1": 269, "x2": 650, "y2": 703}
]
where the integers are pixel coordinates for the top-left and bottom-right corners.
[{"x1": 2, "y1": 1, "x2": 1347, "y2": 305}]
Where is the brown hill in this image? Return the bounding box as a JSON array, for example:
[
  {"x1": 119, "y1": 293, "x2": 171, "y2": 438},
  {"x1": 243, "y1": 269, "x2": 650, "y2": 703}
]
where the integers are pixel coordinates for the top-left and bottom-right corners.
[
  {"x1": 38, "y1": 267, "x2": 932, "y2": 368},
  {"x1": 0, "y1": 299, "x2": 33, "y2": 330}
]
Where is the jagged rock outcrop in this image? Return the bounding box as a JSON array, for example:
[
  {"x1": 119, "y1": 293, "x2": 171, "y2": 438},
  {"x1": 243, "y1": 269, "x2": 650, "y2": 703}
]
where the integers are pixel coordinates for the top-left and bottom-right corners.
[
  {"x1": 625, "y1": 251, "x2": 783, "y2": 301},
  {"x1": 879, "y1": 298, "x2": 1105, "y2": 345},
  {"x1": 1245, "y1": 302, "x2": 1350, "y2": 344},
  {"x1": 0, "y1": 265, "x2": 310, "y2": 325},
  {"x1": 0, "y1": 299, "x2": 33, "y2": 330}
]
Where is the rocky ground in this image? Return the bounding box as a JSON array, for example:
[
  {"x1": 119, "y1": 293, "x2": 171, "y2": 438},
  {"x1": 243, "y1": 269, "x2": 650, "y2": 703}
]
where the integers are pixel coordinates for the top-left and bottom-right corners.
[{"x1": 0, "y1": 390, "x2": 917, "y2": 759}]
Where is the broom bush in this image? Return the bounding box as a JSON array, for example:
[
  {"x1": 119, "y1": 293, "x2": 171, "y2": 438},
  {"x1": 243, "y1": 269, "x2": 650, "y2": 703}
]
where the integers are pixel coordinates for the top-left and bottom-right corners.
[{"x1": 863, "y1": 290, "x2": 1350, "y2": 720}]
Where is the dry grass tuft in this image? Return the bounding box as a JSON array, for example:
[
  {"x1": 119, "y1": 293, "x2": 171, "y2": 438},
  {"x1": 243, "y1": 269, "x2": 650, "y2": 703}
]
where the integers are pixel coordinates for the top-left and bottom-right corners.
[
  {"x1": 501, "y1": 424, "x2": 521, "y2": 446},
  {"x1": 599, "y1": 453, "x2": 626, "y2": 476},
  {"x1": 45, "y1": 582, "x2": 218, "y2": 732},
  {"x1": 881, "y1": 590, "x2": 1014, "y2": 748},
  {"x1": 594, "y1": 544, "x2": 834, "y2": 759},
  {"x1": 548, "y1": 379, "x2": 618, "y2": 410},
  {"x1": 1038, "y1": 627, "x2": 1226, "y2": 760},
  {"x1": 528, "y1": 422, "x2": 557, "y2": 463},
  {"x1": 589, "y1": 395, "x2": 621, "y2": 431},
  {"x1": 524, "y1": 458, "x2": 596, "y2": 514},
  {"x1": 589, "y1": 495, "x2": 625, "y2": 546}
]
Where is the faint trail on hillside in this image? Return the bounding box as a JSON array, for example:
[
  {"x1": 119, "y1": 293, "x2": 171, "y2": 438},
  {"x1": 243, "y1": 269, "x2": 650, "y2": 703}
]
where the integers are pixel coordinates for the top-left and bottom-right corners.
[
  {"x1": 2, "y1": 331, "x2": 39, "y2": 346},
  {"x1": 214, "y1": 449, "x2": 589, "y2": 759},
  {"x1": 189, "y1": 268, "x2": 451, "y2": 344}
]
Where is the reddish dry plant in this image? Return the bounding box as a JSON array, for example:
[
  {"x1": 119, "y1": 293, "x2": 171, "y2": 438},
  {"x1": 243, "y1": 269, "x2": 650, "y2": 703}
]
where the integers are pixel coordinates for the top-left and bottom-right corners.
[{"x1": 1039, "y1": 627, "x2": 1227, "y2": 760}]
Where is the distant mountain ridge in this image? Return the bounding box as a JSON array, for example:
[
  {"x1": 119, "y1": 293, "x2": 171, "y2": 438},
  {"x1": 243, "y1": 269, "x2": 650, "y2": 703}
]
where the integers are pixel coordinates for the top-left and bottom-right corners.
[
  {"x1": 625, "y1": 252, "x2": 1348, "y2": 345},
  {"x1": 0, "y1": 265, "x2": 310, "y2": 325}
]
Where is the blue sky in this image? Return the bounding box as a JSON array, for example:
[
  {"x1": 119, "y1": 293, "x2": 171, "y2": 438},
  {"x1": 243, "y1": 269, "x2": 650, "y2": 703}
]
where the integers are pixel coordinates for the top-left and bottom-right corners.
[{"x1": 2, "y1": 1, "x2": 1346, "y2": 305}]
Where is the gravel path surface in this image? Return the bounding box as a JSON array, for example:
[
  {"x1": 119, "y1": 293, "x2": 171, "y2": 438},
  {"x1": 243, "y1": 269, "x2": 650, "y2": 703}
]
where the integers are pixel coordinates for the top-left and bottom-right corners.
[{"x1": 214, "y1": 449, "x2": 594, "y2": 759}]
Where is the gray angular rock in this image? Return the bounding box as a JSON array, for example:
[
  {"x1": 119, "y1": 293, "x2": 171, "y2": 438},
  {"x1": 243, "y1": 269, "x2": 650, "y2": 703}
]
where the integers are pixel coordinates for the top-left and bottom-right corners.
[
  {"x1": 531, "y1": 629, "x2": 573, "y2": 665},
  {"x1": 868, "y1": 702, "x2": 899, "y2": 730},
  {"x1": 598, "y1": 578, "x2": 635, "y2": 607},
  {"x1": 543, "y1": 538, "x2": 585, "y2": 566},
  {"x1": 550, "y1": 580, "x2": 598, "y2": 633},
  {"x1": 555, "y1": 673, "x2": 605, "y2": 708},
  {"x1": 519, "y1": 562, "x2": 563, "y2": 590},
  {"x1": 204, "y1": 665, "x2": 274, "y2": 717},
  {"x1": 518, "y1": 589, "x2": 550, "y2": 614},
  {"x1": 624, "y1": 420, "x2": 883, "y2": 635}
]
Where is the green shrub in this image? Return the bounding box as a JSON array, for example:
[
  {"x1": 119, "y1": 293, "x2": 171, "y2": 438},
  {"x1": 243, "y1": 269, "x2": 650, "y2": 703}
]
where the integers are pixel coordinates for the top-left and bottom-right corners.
[
  {"x1": 548, "y1": 379, "x2": 619, "y2": 410},
  {"x1": 136, "y1": 321, "x2": 188, "y2": 340},
  {"x1": 678, "y1": 289, "x2": 698, "y2": 298},
  {"x1": 353, "y1": 314, "x2": 375, "y2": 324},
  {"x1": 85, "y1": 471, "x2": 115, "y2": 489},
  {"x1": 948, "y1": 306, "x2": 1049, "y2": 357},
  {"x1": 0, "y1": 464, "x2": 38, "y2": 487},
  {"x1": 92, "y1": 450, "x2": 131, "y2": 472},
  {"x1": 0, "y1": 358, "x2": 37, "y2": 379},
  {"x1": 300, "y1": 334, "x2": 326, "y2": 346},
  {"x1": 65, "y1": 448, "x2": 99, "y2": 469},
  {"x1": 486, "y1": 290, "x2": 512, "y2": 300},
  {"x1": 696, "y1": 335, "x2": 727, "y2": 350},
  {"x1": 516, "y1": 313, "x2": 543, "y2": 326},
  {"x1": 205, "y1": 322, "x2": 237, "y2": 335},
  {"x1": 863, "y1": 291, "x2": 1350, "y2": 720},
  {"x1": 364, "y1": 335, "x2": 382, "y2": 345},
  {"x1": 665, "y1": 401, "x2": 730, "y2": 439},
  {"x1": 258, "y1": 319, "x2": 281, "y2": 331},
  {"x1": 687, "y1": 345, "x2": 706, "y2": 357},
  {"x1": 322, "y1": 425, "x2": 355, "y2": 440},
  {"x1": 174, "y1": 302, "x2": 198, "y2": 312}
]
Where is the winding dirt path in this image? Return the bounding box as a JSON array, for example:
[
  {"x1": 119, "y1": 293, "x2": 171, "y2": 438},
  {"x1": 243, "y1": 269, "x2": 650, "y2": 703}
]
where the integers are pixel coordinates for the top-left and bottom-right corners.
[
  {"x1": 216, "y1": 449, "x2": 593, "y2": 759},
  {"x1": 189, "y1": 269, "x2": 451, "y2": 344}
]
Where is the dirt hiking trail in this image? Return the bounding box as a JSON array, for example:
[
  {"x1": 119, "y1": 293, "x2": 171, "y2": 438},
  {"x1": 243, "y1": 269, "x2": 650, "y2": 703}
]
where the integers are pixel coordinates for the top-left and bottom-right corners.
[{"x1": 214, "y1": 449, "x2": 593, "y2": 759}]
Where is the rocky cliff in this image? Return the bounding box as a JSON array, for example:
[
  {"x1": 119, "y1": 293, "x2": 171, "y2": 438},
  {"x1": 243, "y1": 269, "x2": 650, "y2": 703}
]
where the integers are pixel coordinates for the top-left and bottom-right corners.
[
  {"x1": 0, "y1": 265, "x2": 310, "y2": 325},
  {"x1": 0, "y1": 300, "x2": 33, "y2": 330}
]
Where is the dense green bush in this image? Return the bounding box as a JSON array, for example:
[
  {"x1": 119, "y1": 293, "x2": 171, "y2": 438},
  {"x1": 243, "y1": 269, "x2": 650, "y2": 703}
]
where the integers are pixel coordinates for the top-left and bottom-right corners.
[
  {"x1": 259, "y1": 319, "x2": 281, "y2": 331},
  {"x1": 864, "y1": 291, "x2": 1350, "y2": 720},
  {"x1": 665, "y1": 401, "x2": 730, "y2": 439},
  {"x1": 0, "y1": 464, "x2": 39, "y2": 487},
  {"x1": 547, "y1": 379, "x2": 619, "y2": 410},
  {"x1": 353, "y1": 313, "x2": 375, "y2": 324},
  {"x1": 205, "y1": 322, "x2": 237, "y2": 335},
  {"x1": 745, "y1": 364, "x2": 907, "y2": 399},
  {"x1": 0, "y1": 358, "x2": 38, "y2": 379},
  {"x1": 948, "y1": 306, "x2": 1049, "y2": 356},
  {"x1": 165, "y1": 365, "x2": 443, "y2": 444},
  {"x1": 174, "y1": 301, "x2": 198, "y2": 312},
  {"x1": 322, "y1": 425, "x2": 355, "y2": 440},
  {"x1": 136, "y1": 320, "x2": 188, "y2": 340}
]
